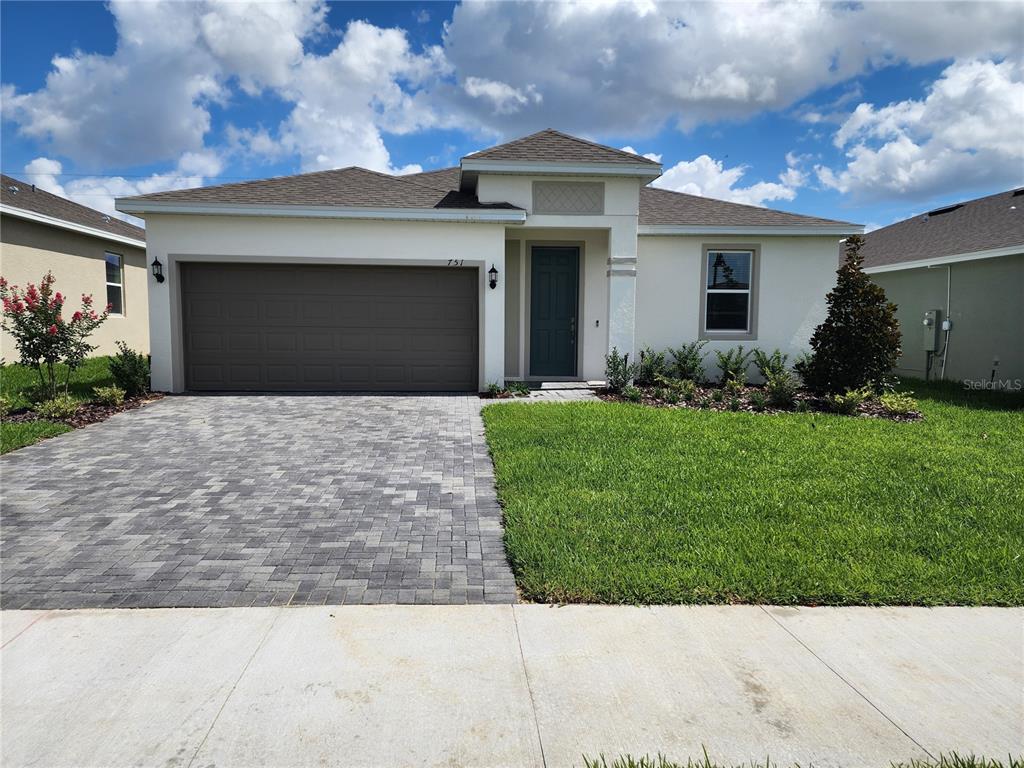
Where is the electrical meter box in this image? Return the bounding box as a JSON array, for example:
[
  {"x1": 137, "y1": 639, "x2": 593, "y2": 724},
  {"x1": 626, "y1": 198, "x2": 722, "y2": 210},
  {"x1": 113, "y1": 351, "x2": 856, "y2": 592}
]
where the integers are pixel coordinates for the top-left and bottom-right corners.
[{"x1": 922, "y1": 309, "x2": 941, "y2": 351}]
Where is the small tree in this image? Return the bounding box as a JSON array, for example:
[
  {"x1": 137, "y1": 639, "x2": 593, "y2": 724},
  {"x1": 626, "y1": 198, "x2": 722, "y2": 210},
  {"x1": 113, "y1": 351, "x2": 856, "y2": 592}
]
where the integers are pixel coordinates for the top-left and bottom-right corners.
[
  {"x1": 796, "y1": 235, "x2": 901, "y2": 394},
  {"x1": 0, "y1": 272, "x2": 109, "y2": 399}
]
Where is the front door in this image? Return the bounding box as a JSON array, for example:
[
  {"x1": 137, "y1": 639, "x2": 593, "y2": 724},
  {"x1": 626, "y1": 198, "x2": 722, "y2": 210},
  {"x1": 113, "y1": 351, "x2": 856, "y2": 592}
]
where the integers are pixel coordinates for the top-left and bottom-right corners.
[{"x1": 530, "y1": 246, "x2": 579, "y2": 377}]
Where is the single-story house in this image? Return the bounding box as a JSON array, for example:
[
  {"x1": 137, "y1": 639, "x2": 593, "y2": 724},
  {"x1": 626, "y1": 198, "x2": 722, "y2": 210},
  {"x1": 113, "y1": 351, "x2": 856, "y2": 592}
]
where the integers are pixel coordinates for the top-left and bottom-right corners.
[
  {"x1": 115, "y1": 130, "x2": 861, "y2": 393},
  {"x1": 1, "y1": 174, "x2": 149, "y2": 359},
  {"x1": 862, "y1": 188, "x2": 1024, "y2": 386}
]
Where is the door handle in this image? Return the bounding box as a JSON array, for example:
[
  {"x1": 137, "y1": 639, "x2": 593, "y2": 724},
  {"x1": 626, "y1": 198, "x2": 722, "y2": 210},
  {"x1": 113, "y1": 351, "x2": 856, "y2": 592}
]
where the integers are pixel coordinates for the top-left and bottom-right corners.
[{"x1": 569, "y1": 317, "x2": 576, "y2": 343}]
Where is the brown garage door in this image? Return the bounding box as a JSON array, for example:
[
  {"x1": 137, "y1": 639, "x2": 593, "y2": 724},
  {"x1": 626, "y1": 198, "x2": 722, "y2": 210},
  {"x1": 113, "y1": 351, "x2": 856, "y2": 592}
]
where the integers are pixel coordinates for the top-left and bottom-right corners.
[{"x1": 181, "y1": 263, "x2": 478, "y2": 391}]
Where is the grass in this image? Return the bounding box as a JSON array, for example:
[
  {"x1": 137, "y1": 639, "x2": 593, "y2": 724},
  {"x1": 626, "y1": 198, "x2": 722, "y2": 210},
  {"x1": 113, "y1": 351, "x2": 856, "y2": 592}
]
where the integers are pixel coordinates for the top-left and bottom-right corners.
[
  {"x1": 1, "y1": 356, "x2": 115, "y2": 410},
  {"x1": 1, "y1": 356, "x2": 114, "y2": 454},
  {"x1": 0, "y1": 419, "x2": 72, "y2": 453},
  {"x1": 581, "y1": 753, "x2": 1022, "y2": 768},
  {"x1": 482, "y1": 378, "x2": 1024, "y2": 606}
]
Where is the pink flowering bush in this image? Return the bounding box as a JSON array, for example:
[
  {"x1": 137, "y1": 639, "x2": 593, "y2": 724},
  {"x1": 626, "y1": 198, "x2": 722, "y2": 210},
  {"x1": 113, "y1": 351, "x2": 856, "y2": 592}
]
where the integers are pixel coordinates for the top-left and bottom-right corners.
[{"x1": 1, "y1": 272, "x2": 109, "y2": 400}]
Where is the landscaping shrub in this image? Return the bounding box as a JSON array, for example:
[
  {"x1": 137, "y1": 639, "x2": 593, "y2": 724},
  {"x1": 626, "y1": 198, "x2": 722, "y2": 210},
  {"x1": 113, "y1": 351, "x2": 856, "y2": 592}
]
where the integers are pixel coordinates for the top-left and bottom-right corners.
[
  {"x1": 666, "y1": 340, "x2": 707, "y2": 382},
  {"x1": 635, "y1": 347, "x2": 668, "y2": 386},
  {"x1": 654, "y1": 374, "x2": 697, "y2": 401},
  {"x1": 35, "y1": 394, "x2": 79, "y2": 420},
  {"x1": 880, "y1": 391, "x2": 919, "y2": 415},
  {"x1": 752, "y1": 348, "x2": 788, "y2": 379},
  {"x1": 93, "y1": 385, "x2": 126, "y2": 406},
  {"x1": 796, "y1": 235, "x2": 901, "y2": 394},
  {"x1": 829, "y1": 386, "x2": 873, "y2": 415},
  {"x1": 605, "y1": 347, "x2": 639, "y2": 394},
  {"x1": 622, "y1": 385, "x2": 643, "y2": 402},
  {"x1": 108, "y1": 341, "x2": 150, "y2": 396},
  {"x1": 714, "y1": 345, "x2": 752, "y2": 385},
  {"x1": 765, "y1": 369, "x2": 799, "y2": 408},
  {"x1": 724, "y1": 376, "x2": 746, "y2": 397},
  {"x1": 749, "y1": 390, "x2": 769, "y2": 411},
  {"x1": 0, "y1": 272, "x2": 109, "y2": 399},
  {"x1": 506, "y1": 380, "x2": 531, "y2": 396},
  {"x1": 728, "y1": 396, "x2": 741, "y2": 411},
  {"x1": 0, "y1": 394, "x2": 10, "y2": 418}
]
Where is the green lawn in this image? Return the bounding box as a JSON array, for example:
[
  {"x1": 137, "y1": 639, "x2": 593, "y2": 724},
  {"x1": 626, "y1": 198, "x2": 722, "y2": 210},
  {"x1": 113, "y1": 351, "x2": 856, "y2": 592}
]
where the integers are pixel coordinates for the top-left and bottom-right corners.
[
  {"x1": 0, "y1": 420, "x2": 72, "y2": 453},
  {"x1": 1, "y1": 356, "x2": 115, "y2": 410},
  {"x1": 1, "y1": 357, "x2": 114, "y2": 454},
  {"x1": 482, "y1": 380, "x2": 1024, "y2": 606}
]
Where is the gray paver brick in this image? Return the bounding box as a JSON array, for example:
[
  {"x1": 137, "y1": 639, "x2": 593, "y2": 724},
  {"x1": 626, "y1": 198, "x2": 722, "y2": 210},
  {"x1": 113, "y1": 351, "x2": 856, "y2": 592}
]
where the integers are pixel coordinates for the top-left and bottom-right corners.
[{"x1": 0, "y1": 394, "x2": 517, "y2": 607}]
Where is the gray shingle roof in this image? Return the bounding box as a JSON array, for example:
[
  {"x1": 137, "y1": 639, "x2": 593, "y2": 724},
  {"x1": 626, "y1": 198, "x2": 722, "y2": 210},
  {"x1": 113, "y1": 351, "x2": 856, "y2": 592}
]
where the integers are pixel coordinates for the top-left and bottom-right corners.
[
  {"x1": 463, "y1": 129, "x2": 661, "y2": 166},
  {"x1": 1, "y1": 174, "x2": 145, "y2": 241},
  {"x1": 639, "y1": 186, "x2": 857, "y2": 228},
  {"x1": 120, "y1": 167, "x2": 520, "y2": 210},
  {"x1": 861, "y1": 188, "x2": 1024, "y2": 268}
]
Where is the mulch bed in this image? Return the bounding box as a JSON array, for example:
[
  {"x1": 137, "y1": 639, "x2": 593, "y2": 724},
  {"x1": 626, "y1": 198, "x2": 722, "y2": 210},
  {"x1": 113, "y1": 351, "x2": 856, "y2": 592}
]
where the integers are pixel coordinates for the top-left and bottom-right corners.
[
  {"x1": 4, "y1": 393, "x2": 165, "y2": 428},
  {"x1": 599, "y1": 384, "x2": 922, "y2": 421}
]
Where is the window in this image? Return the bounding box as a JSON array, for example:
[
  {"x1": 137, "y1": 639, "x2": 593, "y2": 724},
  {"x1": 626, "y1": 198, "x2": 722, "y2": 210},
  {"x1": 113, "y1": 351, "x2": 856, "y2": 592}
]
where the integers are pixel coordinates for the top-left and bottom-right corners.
[
  {"x1": 700, "y1": 246, "x2": 758, "y2": 339},
  {"x1": 105, "y1": 252, "x2": 123, "y2": 315}
]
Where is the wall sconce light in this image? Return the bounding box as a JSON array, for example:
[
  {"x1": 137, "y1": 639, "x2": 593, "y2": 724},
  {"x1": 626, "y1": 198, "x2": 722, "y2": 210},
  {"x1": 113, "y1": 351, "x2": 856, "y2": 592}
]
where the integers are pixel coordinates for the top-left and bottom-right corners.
[
  {"x1": 151, "y1": 257, "x2": 165, "y2": 283},
  {"x1": 488, "y1": 264, "x2": 498, "y2": 290}
]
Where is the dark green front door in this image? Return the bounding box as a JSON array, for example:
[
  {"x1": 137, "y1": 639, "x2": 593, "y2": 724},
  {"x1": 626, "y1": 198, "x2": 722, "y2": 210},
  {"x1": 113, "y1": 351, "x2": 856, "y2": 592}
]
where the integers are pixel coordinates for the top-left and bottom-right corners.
[{"x1": 530, "y1": 246, "x2": 579, "y2": 377}]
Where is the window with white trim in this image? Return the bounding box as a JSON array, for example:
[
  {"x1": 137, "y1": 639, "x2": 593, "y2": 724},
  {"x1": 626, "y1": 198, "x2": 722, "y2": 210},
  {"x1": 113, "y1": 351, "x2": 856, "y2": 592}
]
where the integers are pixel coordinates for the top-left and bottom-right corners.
[
  {"x1": 704, "y1": 249, "x2": 752, "y2": 332},
  {"x1": 105, "y1": 252, "x2": 124, "y2": 315}
]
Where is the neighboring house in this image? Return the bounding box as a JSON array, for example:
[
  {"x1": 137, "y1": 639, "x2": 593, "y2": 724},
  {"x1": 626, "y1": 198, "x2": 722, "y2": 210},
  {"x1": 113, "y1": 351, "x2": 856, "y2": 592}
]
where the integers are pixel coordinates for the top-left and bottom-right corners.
[
  {"x1": 116, "y1": 130, "x2": 860, "y2": 393},
  {"x1": 1, "y1": 175, "x2": 148, "y2": 360},
  {"x1": 862, "y1": 189, "x2": 1024, "y2": 386}
]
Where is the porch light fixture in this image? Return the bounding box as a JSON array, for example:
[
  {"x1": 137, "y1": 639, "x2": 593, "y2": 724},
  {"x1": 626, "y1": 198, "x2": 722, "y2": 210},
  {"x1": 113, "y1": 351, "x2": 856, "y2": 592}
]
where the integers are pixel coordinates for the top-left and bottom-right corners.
[
  {"x1": 488, "y1": 264, "x2": 498, "y2": 290},
  {"x1": 151, "y1": 257, "x2": 165, "y2": 283}
]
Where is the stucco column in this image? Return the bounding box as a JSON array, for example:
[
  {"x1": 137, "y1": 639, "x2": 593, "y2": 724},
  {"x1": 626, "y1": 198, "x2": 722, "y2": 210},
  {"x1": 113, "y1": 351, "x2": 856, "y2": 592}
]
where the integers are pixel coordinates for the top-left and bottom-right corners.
[
  {"x1": 481, "y1": 248, "x2": 505, "y2": 390},
  {"x1": 606, "y1": 221, "x2": 638, "y2": 362},
  {"x1": 146, "y1": 233, "x2": 176, "y2": 392}
]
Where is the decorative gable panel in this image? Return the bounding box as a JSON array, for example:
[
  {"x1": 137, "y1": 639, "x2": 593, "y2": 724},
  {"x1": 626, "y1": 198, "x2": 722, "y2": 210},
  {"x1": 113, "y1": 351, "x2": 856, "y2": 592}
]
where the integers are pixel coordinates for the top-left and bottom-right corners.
[{"x1": 532, "y1": 181, "x2": 604, "y2": 215}]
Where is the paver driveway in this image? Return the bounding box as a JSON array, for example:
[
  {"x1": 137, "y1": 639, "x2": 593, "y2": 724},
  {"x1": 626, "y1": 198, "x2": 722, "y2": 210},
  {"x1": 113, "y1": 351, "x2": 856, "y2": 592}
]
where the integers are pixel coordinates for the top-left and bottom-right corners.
[{"x1": 0, "y1": 394, "x2": 518, "y2": 608}]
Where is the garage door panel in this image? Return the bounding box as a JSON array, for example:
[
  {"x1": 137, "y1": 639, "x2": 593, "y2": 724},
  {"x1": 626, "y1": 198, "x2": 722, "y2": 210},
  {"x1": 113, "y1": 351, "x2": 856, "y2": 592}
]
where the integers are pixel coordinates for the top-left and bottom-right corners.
[{"x1": 182, "y1": 263, "x2": 477, "y2": 391}]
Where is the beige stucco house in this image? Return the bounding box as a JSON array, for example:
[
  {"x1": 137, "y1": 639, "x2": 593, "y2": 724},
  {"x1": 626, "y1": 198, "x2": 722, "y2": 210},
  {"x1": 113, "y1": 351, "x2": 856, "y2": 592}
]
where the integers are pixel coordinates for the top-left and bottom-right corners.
[
  {"x1": 116, "y1": 130, "x2": 861, "y2": 393},
  {"x1": 1, "y1": 175, "x2": 148, "y2": 361},
  {"x1": 863, "y1": 188, "x2": 1024, "y2": 387}
]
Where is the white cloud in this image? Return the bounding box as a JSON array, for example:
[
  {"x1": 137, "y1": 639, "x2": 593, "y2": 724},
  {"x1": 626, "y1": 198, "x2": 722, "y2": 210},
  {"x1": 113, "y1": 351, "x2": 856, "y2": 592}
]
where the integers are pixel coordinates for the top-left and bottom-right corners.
[
  {"x1": 621, "y1": 146, "x2": 663, "y2": 163},
  {"x1": 275, "y1": 20, "x2": 448, "y2": 172},
  {"x1": 436, "y1": 1, "x2": 1020, "y2": 136},
  {"x1": 816, "y1": 58, "x2": 1024, "y2": 199},
  {"x1": 23, "y1": 156, "x2": 220, "y2": 225},
  {"x1": 23, "y1": 157, "x2": 65, "y2": 196},
  {"x1": 1, "y1": 1, "x2": 431, "y2": 174},
  {"x1": 3, "y1": 0, "x2": 1021, "y2": 201},
  {"x1": 653, "y1": 153, "x2": 805, "y2": 207},
  {"x1": 463, "y1": 77, "x2": 541, "y2": 114}
]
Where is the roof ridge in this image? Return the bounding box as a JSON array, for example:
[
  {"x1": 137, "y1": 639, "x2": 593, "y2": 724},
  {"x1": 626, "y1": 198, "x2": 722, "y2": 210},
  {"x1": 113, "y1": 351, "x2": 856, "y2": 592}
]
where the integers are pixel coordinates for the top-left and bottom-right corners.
[
  {"x1": 537, "y1": 128, "x2": 662, "y2": 165},
  {"x1": 463, "y1": 128, "x2": 661, "y2": 166},
  {"x1": 1, "y1": 173, "x2": 146, "y2": 237}
]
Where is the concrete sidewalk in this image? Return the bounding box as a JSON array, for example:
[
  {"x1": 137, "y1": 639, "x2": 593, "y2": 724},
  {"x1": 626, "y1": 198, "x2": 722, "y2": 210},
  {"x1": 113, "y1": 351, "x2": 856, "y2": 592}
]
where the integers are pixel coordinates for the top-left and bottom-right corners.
[{"x1": 1, "y1": 605, "x2": 1020, "y2": 768}]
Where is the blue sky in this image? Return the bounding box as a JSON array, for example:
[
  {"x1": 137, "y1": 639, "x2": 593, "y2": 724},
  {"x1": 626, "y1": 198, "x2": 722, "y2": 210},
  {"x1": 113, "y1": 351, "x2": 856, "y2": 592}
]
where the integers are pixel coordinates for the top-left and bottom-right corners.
[{"x1": 2, "y1": 1, "x2": 1021, "y2": 230}]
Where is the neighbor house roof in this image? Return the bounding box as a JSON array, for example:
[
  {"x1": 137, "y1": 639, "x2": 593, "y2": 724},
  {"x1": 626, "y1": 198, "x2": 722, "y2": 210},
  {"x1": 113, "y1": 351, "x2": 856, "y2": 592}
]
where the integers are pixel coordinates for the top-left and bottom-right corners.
[
  {"x1": 1, "y1": 174, "x2": 145, "y2": 244},
  {"x1": 463, "y1": 129, "x2": 661, "y2": 167},
  {"x1": 861, "y1": 188, "x2": 1024, "y2": 269},
  {"x1": 118, "y1": 167, "x2": 520, "y2": 211}
]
